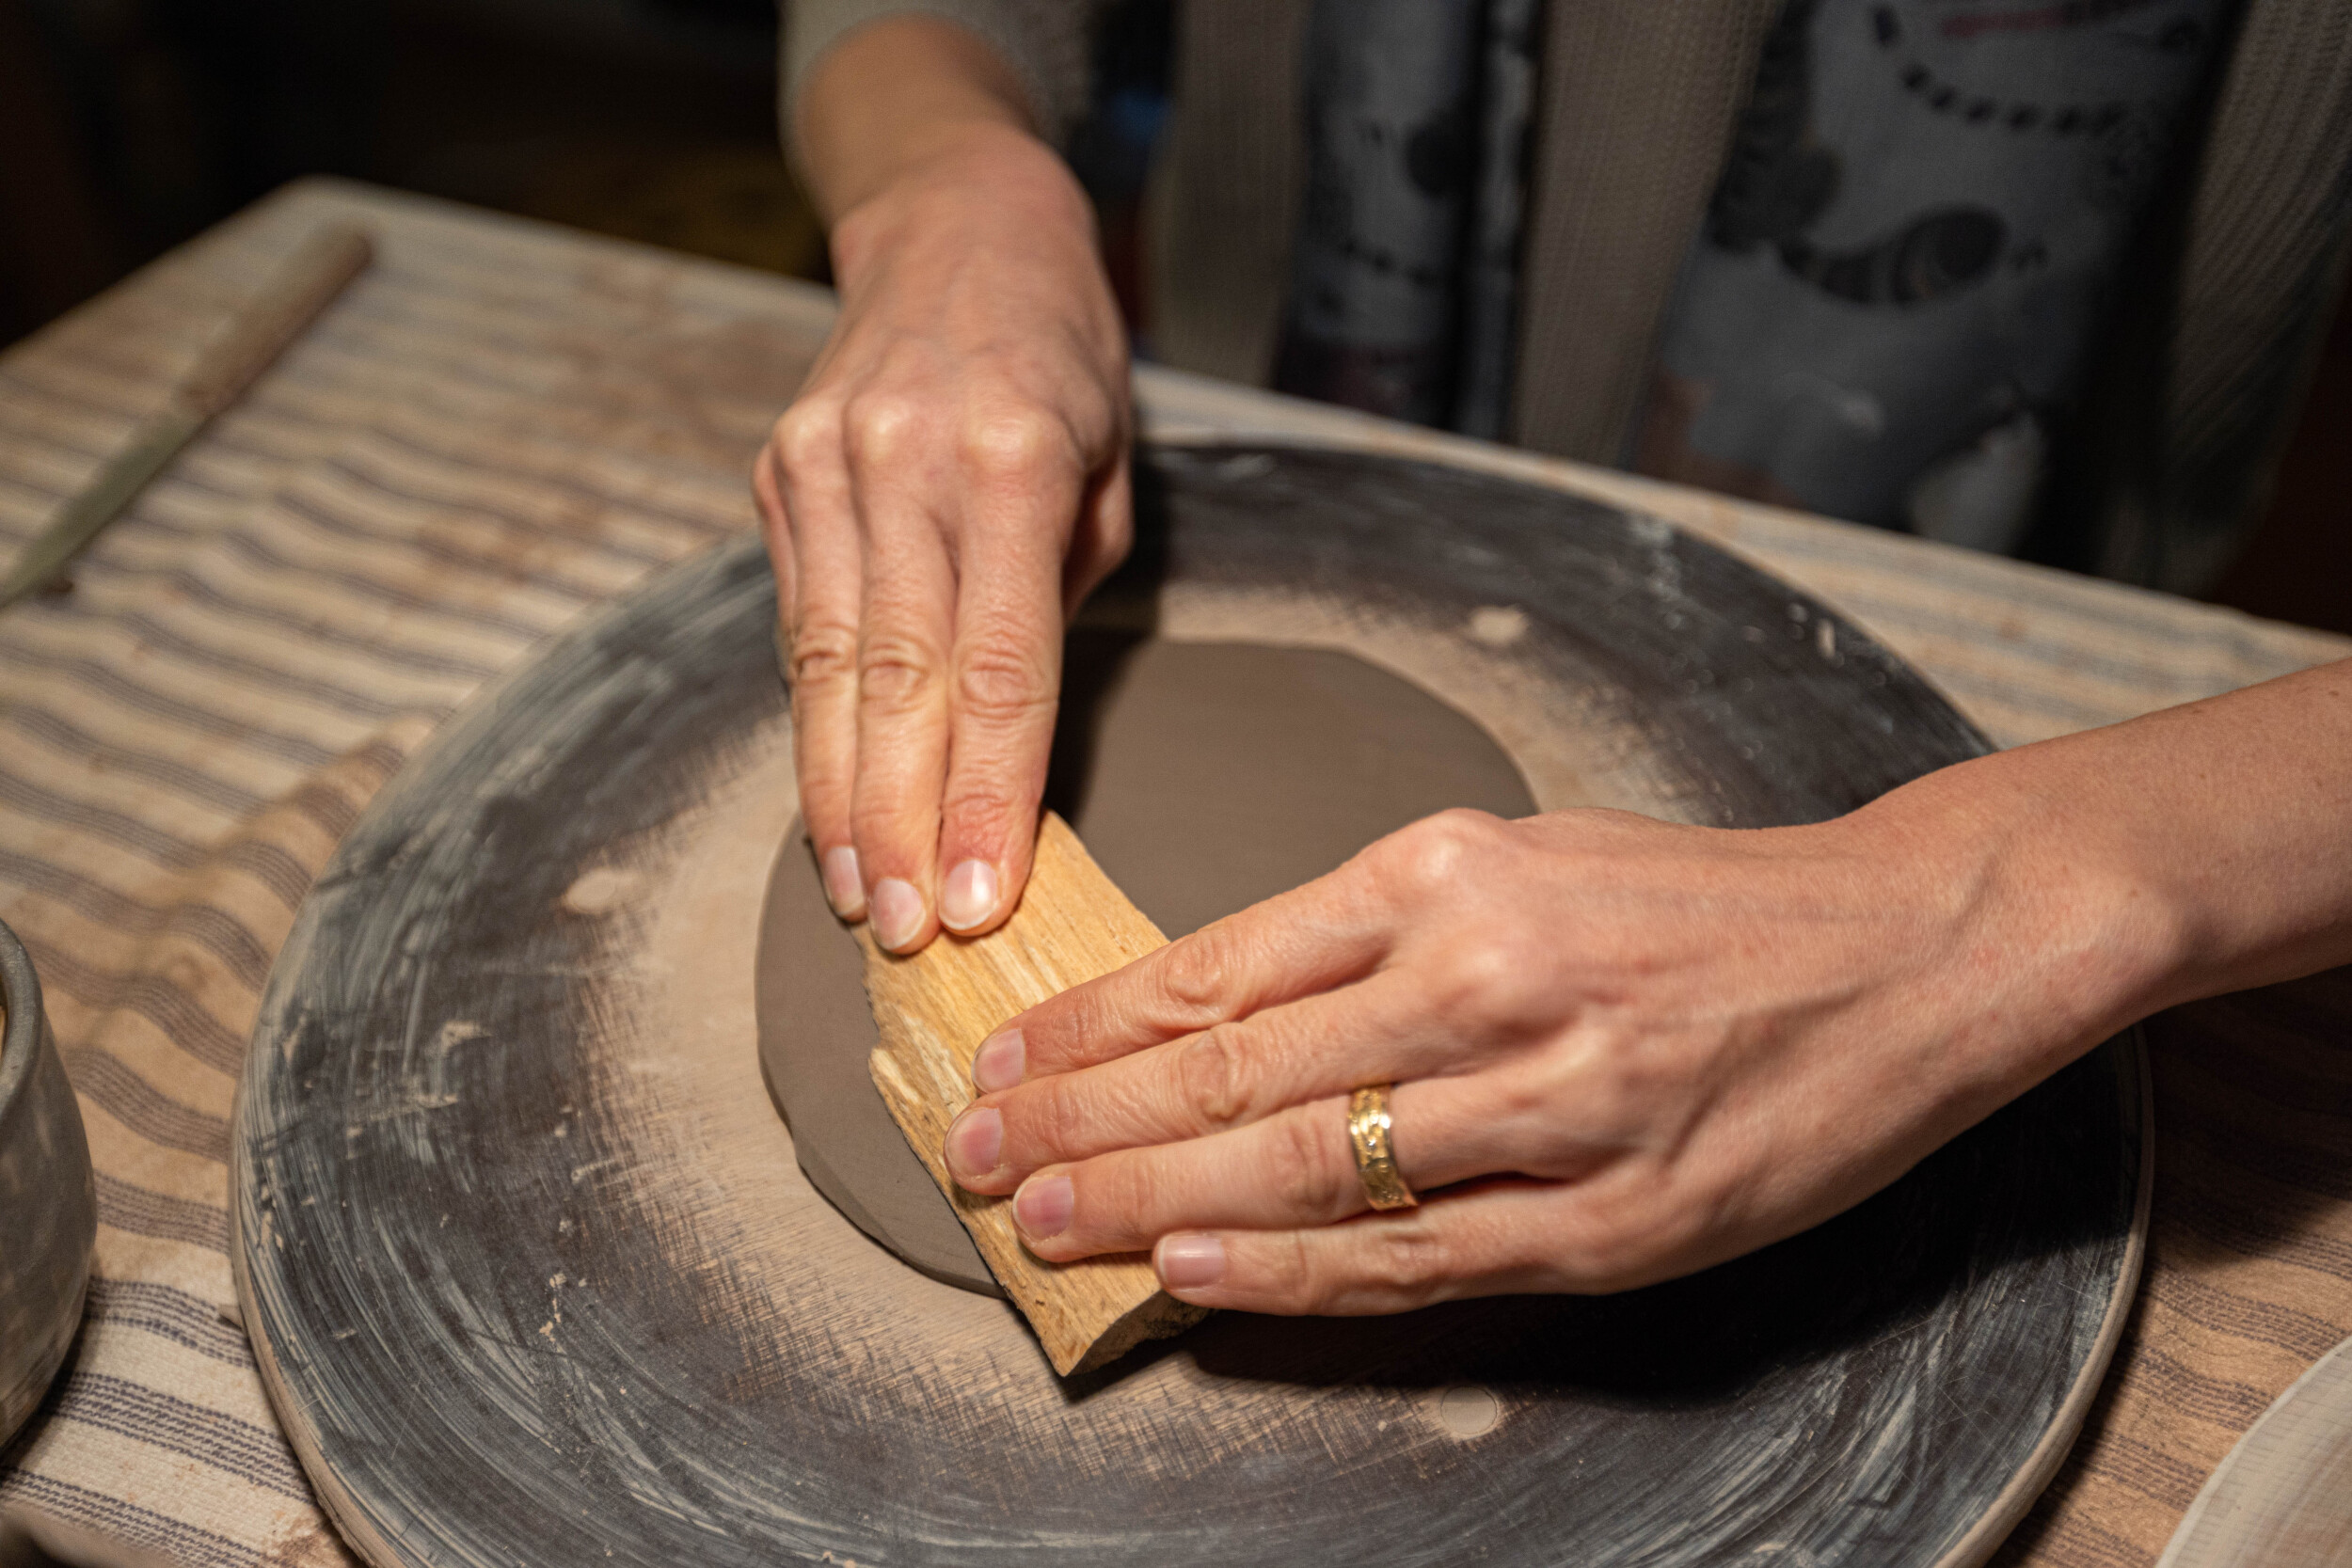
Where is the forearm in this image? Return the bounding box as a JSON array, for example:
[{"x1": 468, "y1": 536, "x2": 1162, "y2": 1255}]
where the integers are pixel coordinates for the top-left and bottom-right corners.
[
  {"x1": 794, "y1": 15, "x2": 1103, "y2": 329},
  {"x1": 1869, "y1": 658, "x2": 2352, "y2": 1065},
  {"x1": 796, "y1": 17, "x2": 1049, "y2": 222}
]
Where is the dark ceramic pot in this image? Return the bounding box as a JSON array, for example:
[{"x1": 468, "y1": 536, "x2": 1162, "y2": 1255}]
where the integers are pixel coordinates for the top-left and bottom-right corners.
[{"x1": 0, "y1": 917, "x2": 94, "y2": 1445}]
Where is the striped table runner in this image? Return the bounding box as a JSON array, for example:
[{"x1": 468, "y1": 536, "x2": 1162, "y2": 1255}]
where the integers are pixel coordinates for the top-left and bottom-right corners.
[{"x1": 0, "y1": 179, "x2": 2344, "y2": 1568}]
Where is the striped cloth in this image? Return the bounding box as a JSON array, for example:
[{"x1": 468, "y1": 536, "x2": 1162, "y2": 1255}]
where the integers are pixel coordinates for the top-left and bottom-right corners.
[{"x1": 0, "y1": 179, "x2": 2344, "y2": 1568}]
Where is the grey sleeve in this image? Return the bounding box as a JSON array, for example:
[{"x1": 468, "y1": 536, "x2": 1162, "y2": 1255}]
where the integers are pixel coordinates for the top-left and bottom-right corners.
[{"x1": 782, "y1": 0, "x2": 1098, "y2": 151}]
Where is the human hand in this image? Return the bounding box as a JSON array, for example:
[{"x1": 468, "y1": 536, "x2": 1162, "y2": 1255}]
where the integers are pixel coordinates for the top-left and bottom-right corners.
[
  {"x1": 938, "y1": 794, "x2": 2170, "y2": 1313},
  {"x1": 755, "y1": 121, "x2": 1132, "y2": 952}
]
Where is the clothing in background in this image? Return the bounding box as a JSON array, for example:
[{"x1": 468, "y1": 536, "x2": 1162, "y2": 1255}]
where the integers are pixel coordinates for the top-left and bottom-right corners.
[
  {"x1": 1455, "y1": 0, "x2": 1542, "y2": 440},
  {"x1": 1638, "y1": 0, "x2": 2232, "y2": 551},
  {"x1": 1270, "y1": 0, "x2": 1538, "y2": 436},
  {"x1": 782, "y1": 0, "x2": 2352, "y2": 593},
  {"x1": 1063, "y1": 0, "x2": 1174, "y2": 343}
]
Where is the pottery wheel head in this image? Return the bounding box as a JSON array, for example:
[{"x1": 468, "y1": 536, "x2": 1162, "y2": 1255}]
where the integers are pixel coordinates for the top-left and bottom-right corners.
[
  {"x1": 755, "y1": 634, "x2": 1538, "y2": 1293},
  {"x1": 238, "y1": 452, "x2": 2137, "y2": 1568}
]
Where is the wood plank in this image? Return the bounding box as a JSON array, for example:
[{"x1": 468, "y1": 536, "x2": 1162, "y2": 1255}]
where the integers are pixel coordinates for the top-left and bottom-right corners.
[{"x1": 857, "y1": 811, "x2": 1206, "y2": 1375}]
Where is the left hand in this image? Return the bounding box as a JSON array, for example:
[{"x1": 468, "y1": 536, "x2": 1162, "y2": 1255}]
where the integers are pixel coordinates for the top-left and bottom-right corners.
[
  {"x1": 752, "y1": 119, "x2": 1131, "y2": 952},
  {"x1": 939, "y1": 793, "x2": 2168, "y2": 1314}
]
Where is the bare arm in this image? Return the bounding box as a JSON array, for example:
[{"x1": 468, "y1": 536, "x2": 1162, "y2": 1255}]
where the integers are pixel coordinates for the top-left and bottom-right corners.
[
  {"x1": 1935, "y1": 657, "x2": 2352, "y2": 1013},
  {"x1": 794, "y1": 18, "x2": 1040, "y2": 219},
  {"x1": 755, "y1": 17, "x2": 1132, "y2": 953}
]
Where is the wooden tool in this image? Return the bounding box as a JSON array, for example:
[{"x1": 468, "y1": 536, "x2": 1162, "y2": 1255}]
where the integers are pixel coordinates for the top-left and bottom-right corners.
[
  {"x1": 0, "y1": 222, "x2": 372, "y2": 610},
  {"x1": 857, "y1": 813, "x2": 1207, "y2": 1374}
]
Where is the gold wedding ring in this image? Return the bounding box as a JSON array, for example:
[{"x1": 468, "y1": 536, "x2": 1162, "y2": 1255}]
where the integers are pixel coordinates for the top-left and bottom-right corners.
[{"x1": 1347, "y1": 1085, "x2": 1418, "y2": 1212}]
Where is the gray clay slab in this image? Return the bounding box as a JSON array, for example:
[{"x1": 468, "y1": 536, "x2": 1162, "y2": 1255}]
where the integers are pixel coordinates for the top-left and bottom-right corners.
[{"x1": 234, "y1": 446, "x2": 2147, "y2": 1568}]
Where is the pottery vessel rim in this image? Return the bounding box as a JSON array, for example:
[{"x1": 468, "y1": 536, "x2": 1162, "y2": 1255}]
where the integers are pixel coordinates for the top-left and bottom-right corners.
[{"x1": 0, "y1": 914, "x2": 44, "y2": 1118}]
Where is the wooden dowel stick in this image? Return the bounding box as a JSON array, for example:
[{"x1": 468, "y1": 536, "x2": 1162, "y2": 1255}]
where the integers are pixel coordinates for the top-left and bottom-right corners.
[{"x1": 0, "y1": 222, "x2": 373, "y2": 610}]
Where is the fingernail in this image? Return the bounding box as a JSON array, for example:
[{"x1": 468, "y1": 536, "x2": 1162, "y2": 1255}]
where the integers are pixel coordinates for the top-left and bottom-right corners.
[
  {"x1": 1013, "y1": 1174, "x2": 1073, "y2": 1240},
  {"x1": 820, "y1": 847, "x2": 864, "y2": 917},
  {"x1": 870, "y1": 878, "x2": 925, "y2": 951},
  {"x1": 971, "y1": 1027, "x2": 1024, "y2": 1093},
  {"x1": 945, "y1": 1106, "x2": 1002, "y2": 1182},
  {"x1": 939, "y1": 860, "x2": 999, "y2": 932},
  {"x1": 1157, "y1": 1233, "x2": 1226, "y2": 1292}
]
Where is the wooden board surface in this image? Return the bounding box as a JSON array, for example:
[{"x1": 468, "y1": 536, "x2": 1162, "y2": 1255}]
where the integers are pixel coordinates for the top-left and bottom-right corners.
[
  {"x1": 233, "y1": 446, "x2": 2148, "y2": 1568},
  {"x1": 2156, "y1": 1335, "x2": 2352, "y2": 1568},
  {"x1": 859, "y1": 813, "x2": 1203, "y2": 1374}
]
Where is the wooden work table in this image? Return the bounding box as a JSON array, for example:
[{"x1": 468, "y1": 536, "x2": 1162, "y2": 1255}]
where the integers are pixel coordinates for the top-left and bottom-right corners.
[{"x1": 0, "y1": 180, "x2": 2344, "y2": 1568}]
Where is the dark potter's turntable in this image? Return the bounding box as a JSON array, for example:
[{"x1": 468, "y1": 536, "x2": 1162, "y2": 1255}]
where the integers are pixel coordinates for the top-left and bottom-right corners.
[{"x1": 234, "y1": 447, "x2": 2146, "y2": 1568}]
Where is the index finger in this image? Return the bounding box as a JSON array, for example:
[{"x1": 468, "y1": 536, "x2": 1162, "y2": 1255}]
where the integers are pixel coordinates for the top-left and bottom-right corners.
[{"x1": 973, "y1": 863, "x2": 1397, "y2": 1091}]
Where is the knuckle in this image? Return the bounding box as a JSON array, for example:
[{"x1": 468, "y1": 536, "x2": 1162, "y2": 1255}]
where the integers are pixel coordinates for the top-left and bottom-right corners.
[
  {"x1": 1365, "y1": 1219, "x2": 1454, "y2": 1297},
  {"x1": 938, "y1": 779, "x2": 1028, "y2": 840},
  {"x1": 953, "y1": 631, "x2": 1057, "y2": 726},
  {"x1": 772, "y1": 402, "x2": 840, "y2": 469},
  {"x1": 1152, "y1": 934, "x2": 1231, "y2": 1021},
  {"x1": 1173, "y1": 1027, "x2": 1251, "y2": 1131},
  {"x1": 1424, "y1": 934, "x2": 1526, "y2": 1015},
  {"x1": 1271, "y1": 1109, "x2": 1352, "y2": 1217},
  {"x1": 959, "y1": 408, "x2": 1073, "y2": 488},
  {"x1": 857, "y1": 627, "x2": 943, "y2": 712},
  {"x1": 1267, "y1": 1231, "x2": 1325, "y2": 1314},
  {"x1": 842, "y1": 392, "x2": 923, "y2": 466},
  {"x1": 787, "y1": 619, "x2": 859, "y2": 691},
  {"x1": 1375, "y1": 809, "x2": 1501, "y2": 899}
]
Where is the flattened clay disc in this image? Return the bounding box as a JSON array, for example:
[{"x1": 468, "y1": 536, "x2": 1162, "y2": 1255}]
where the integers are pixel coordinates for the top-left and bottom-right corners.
[{"x1": 756, "y1": 636, "x2": 1538, "y2": 1294}]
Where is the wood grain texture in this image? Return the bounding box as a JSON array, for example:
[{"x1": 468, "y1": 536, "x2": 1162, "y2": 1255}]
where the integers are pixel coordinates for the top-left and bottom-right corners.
[
  {"x1": 233, "y1": 447, "x2": 2147, "y2": 1568},
  {"x1": 2155, "y1": 1336, "x2": 2352, "y2": 1568},
  {"x1": 859, "y1": 814, "x2": 1205, "y2": 1374},
  {"x1": 0, "y1": 221, "x2": 372, "y2": 609}
]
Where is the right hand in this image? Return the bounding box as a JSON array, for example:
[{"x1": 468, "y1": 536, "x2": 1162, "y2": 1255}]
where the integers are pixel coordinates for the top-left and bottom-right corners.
[
  {"x1": 755, "y1": 122, "x2": 1133, "y2": 952},
  {"x1": 941, "y1": 798, "x2": 2143, "y2": 1310}
]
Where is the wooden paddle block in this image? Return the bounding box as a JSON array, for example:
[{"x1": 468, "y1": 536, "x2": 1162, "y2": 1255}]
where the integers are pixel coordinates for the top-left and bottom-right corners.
[{"x1": 858, "y1": 812, "x2": 1208, "y2": 1374}]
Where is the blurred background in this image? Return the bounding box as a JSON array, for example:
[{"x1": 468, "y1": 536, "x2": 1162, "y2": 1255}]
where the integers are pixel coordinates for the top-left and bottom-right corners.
[
  {"x1": 0, "y1": 0, "x2": 827, "y2": 329},
  {"x1": 0, "y1": 0, "x2": 2341, "y2": 633}
]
